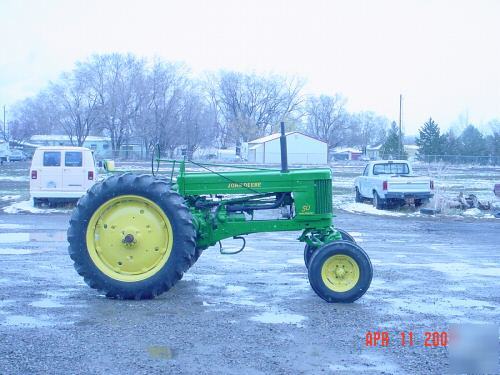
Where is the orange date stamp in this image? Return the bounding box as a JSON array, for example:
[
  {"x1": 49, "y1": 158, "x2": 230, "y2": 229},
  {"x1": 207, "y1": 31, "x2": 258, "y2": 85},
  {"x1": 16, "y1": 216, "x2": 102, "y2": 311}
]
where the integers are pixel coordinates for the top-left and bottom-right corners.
[{"x1": 365, "y1": 331, "x2": 449, "y2": 347}]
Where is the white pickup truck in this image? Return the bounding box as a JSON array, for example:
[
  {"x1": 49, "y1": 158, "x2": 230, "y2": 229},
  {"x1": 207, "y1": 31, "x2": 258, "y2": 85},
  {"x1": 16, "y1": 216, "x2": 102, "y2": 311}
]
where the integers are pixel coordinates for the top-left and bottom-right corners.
[{"x1": 354, "y1": 160, "x2": 434, "y2": 209}]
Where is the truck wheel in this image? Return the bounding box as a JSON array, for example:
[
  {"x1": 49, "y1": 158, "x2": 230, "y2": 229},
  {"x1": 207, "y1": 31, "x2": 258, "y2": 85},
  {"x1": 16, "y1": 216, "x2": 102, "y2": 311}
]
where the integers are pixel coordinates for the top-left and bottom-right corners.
[
  {"x1": 68, "y1": 173, "x2": 196, "y2": 299},
  {"x1": 355, "y1": 188, "x2": 363, "y2": 203},
  {"x1": 373, "y1": 191, "x2": 385, "y2": 210},
  {"x1": 308, "y1": 240, "x2": 372, "y2": 303},
  {"x1": 303, "y1": 229, "x2": 356, "y2": 268},
  {"x1": 415, "y1": 199, "x2": 428, "y2": 208}
]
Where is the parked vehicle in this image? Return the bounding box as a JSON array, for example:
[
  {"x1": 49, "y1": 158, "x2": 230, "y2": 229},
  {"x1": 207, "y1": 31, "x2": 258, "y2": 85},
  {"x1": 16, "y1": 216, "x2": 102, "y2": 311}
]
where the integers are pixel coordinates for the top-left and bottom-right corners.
[
  {"x1": 8, "y1": 149, "x2": 28, "y2": 161},
  {"x1": 30, "y1": 146, "x2": 97, "y2": 206},
  {"x1": 354, "y1": 160, "x2": 434, "y2": 209},
  {"x1": 494, "y1": 184, "x2": 500, "y2": 198},
  {"x1": 0, "y1": 140, "x2": 10, "y2": 163}
]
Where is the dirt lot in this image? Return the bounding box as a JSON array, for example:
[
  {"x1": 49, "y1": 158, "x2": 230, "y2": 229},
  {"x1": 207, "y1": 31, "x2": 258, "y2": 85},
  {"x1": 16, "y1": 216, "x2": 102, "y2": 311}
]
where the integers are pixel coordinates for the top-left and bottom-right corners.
[
  {"x1": 0, "y1": 160, "x2": 498, "y2": 373},
  {"x1": 0, "y1": 208, "x2": 498, "y2": 374}
]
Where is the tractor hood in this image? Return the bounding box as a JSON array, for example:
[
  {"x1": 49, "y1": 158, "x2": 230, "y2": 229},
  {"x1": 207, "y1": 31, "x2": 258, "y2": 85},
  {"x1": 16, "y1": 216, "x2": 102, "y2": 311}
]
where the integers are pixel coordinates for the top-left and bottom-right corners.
[{"x1": 178, "y1": 168, "x2": 332, "y2": 196}]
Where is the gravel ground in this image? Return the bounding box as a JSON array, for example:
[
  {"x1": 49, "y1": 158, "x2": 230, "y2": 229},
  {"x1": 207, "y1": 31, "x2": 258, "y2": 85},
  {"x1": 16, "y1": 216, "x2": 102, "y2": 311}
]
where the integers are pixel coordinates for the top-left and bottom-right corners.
[{"x1": 0, "y1": 210, "x2": 498, "y2": 374}]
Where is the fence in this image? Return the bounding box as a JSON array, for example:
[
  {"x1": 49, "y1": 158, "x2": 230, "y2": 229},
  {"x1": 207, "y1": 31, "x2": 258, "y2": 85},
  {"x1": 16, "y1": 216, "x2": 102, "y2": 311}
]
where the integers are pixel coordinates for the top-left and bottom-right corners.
[{"x1": 379, "y1": 153, "x2": 500, "y2": 166}]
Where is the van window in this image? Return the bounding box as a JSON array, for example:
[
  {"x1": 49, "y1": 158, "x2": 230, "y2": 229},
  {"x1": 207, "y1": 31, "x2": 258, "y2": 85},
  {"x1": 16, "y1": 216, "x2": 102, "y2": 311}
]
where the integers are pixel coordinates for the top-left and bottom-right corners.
[
  {"x1": 65, "y1": 151, "x2": 83, "y2": 167},
  {"x1": 43, "y1": 152, "x2": 61, "y2": 166}
]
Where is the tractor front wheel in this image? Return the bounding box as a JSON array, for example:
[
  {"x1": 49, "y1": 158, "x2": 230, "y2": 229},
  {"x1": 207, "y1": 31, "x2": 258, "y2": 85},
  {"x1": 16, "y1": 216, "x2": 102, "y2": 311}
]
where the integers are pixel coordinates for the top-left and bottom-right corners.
[
  {"x1": 68, "y1": 173, "x2": 196, "y2": 299},
  {"x1": 307, "y1": 240, "x2": 372, "y2": 303}
]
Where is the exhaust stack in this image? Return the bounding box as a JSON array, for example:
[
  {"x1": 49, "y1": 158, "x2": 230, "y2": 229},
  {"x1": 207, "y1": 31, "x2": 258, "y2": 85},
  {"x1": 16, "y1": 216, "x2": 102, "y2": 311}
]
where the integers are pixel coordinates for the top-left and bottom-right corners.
[{"x1": 280, "y1": 121, "x2": 289, "y2": 173}]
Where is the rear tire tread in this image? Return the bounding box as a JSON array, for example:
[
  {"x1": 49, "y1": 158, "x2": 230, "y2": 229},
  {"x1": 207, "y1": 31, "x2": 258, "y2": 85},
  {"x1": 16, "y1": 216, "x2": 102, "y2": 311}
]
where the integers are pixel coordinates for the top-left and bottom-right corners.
[{"x1": 68, "y1": 172, "x2": 196, "y2": 300}]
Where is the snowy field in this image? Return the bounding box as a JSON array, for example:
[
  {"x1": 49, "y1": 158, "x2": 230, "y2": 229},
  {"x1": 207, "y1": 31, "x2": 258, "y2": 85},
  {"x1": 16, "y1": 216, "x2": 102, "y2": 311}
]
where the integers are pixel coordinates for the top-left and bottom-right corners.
[{"x1": 1, "y1": 160, "x2": 499, "y2": 219}]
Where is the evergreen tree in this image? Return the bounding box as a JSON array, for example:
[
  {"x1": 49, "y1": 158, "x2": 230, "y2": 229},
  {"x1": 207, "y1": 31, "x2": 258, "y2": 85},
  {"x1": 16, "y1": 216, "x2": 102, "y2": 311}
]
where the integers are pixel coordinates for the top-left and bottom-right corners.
[
  {"x1": 459, "y1": 125, "x2": 487, "y2": 158},
  {"x1": 440, "y1": 130, "x2": 461, "y2": 162},
  {"x1": 380, "y1": 121, "x2": 407, "y2": 159},
  {"x1": 416, "y1": 117, "x2": 442, "y2": 160},
  {"x1": 485, "y1": 132, "x2": 500, "y2": 165}
]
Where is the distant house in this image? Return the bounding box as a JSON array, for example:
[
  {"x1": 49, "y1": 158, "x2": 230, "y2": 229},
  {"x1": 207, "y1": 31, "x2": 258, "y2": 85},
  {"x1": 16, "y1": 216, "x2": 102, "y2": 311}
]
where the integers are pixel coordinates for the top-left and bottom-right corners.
[
  {"x1": 245, "y1": 132, "x2": 328, "y2": 165},
  {"x1": 331, "y1": 147, "x2": 363, "y2": 161},
  {"x1": 30, "y1": 135, "x2": 112, "y2": 158},
  {"x1": 365, "y1": 144, "x2": 382, "y2": 160},
  {"x1": 404, "y1": 144, "x2": 419, "y2": 161}
]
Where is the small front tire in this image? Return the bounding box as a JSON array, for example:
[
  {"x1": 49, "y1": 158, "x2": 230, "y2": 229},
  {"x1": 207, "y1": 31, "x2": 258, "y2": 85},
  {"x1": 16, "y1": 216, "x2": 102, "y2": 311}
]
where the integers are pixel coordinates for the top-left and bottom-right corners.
[{"x1": 308, "y1": 240, "x2": 373, "y2": 303}]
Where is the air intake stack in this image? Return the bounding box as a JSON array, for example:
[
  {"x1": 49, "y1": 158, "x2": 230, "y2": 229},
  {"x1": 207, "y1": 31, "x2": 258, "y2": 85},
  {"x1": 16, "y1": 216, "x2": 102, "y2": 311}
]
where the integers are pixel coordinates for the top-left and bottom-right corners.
[{"x1": 280, "y1": 121, "x2": 289, "y2": 173}]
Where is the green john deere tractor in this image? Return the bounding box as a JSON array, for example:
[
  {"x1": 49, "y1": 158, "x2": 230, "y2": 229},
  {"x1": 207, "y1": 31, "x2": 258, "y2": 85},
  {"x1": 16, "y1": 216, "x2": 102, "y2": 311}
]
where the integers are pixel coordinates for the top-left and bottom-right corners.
[{"x1": 68, "y1": 123, "x2": 372, "y2": 302}]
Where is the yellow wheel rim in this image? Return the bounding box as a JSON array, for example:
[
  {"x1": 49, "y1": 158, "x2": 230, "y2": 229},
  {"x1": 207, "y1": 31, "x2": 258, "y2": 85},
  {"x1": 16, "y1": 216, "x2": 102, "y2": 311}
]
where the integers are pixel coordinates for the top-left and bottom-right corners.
[
  {"x1": 86, "y1": 195, "x2": 173, "y2": 282},
  {"x1": 321, "y1": 254, "x2": 360, "y2": 292}
]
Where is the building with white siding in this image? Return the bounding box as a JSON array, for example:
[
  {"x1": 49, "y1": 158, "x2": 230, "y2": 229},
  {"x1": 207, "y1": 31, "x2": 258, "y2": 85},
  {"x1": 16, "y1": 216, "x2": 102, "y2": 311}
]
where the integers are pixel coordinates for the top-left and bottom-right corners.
[{"x1": 245, "y1": 132, "x2": 328, "y2": 165}]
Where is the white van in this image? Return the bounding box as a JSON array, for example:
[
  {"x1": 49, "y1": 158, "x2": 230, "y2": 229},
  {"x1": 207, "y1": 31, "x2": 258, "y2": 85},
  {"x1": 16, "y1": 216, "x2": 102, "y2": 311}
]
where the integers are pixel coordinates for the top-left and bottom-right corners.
[{"x1": 30, "y1": 146, "x2": 97, "y2": 206}]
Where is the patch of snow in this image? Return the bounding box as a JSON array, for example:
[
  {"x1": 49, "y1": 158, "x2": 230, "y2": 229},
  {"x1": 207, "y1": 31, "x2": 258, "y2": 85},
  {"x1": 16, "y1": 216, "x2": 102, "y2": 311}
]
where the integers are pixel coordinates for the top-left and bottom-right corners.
[
  {"x1": 286, "y1": 258, "x2": 304, "y2": 265},
  {"x1": 386, "y1": 296, "x2": 496, "y2": 317},
  {"x1": 342, "y1": 202, "x2": 407, "y2": 217},
  {"x1": 250, "y1": 311, "x2": 307, "y2": 326},
  {"x1": 225, "y1": 285, "x2": 247, "y2": 293},
  {"x1": 330, "y1": 353, "x2": 401, "y2": 373},
  {"x1": 0, "y1": 176, "x2": 28, "y2": 182},
  {"x1": 2, "y1": 200, "x2": 71, "y2": 214},
  {"x1": 3, "y1": 314, "x2": 55, "y2": 328},
  {"x1": 30, "y1": 299, "x2": 64, "y2": 308},
  {"x1": 425, "y1": 262, "x2": 499, "y2": 278},
  {"x1": 0, "y1": 232, "x2": 30, "y2": 243},
  {"x1": 0, "y1": 194, "x2": 21, "y2": 201},
  {"x1": 0, "y1": 223, "x2": 29, "y2": 229},
  {"x1": 0, "y1": 248, "x2": 39, "y2": 255},
  {"x1": 463, "y1": 208, "x2": 482, "y2": 217}
]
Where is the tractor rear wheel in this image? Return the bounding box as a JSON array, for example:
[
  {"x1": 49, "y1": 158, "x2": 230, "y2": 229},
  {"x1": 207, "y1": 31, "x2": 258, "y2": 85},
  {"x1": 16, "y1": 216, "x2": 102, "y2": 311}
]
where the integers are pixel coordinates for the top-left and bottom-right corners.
[
  {"x1": 303, "y1": 229, "x2": 356, "y2": 268},
  {"x1": 307, "y1": 240, "x2": 372, "y2": 303},
  {"x1": 192, "y1": 246, "x2": 208, "y2": 264},
  {"x1": 68, "y1": 173, "x2": 196, "y2": 299}
]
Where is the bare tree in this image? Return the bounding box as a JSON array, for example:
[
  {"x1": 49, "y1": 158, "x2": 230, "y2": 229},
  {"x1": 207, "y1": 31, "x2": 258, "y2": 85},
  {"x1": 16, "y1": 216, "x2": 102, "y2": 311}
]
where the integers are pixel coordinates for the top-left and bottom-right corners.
[
  {"x1": 206, "y1": 71, "x2": 304, "y2": 147},
  {"x1": 8, "y1": 92, "x2": 58, "y2": 140},
  {"x1": 345, "y1": 111, "x2": 389, "y2": 149},
  {"x1": 79, "y1": 53, "x2": 147, "y2": 155},
  {"x1": 177, "y1": 88, "x2": 217, "y2": 157},
  {"x1": 47, "y1": 70, "x2": 100, "y2": 146},
  {"x1": 139, "y1": 60, "x2": 188, "y2": 157},
  {"x1": 306, "y1": 94, "x2": 347, "y2": 150}
]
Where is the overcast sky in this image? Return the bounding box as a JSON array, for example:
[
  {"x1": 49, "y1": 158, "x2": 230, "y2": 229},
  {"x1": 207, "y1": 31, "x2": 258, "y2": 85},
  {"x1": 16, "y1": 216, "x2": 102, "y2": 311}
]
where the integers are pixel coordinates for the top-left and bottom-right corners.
[{"x1": 1, "y1": 0, "x2": 499, "y2": 134}]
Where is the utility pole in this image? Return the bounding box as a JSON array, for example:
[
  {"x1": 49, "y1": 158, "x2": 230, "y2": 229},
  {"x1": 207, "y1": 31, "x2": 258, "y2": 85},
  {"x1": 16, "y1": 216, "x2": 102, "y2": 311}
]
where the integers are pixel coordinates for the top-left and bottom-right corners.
[
  {"x1": 3, "y1": 105, "x2": 5, "y2": 141},
  {"x1": 398, "y1": 94, "x2": 402, "y2": 159}
]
